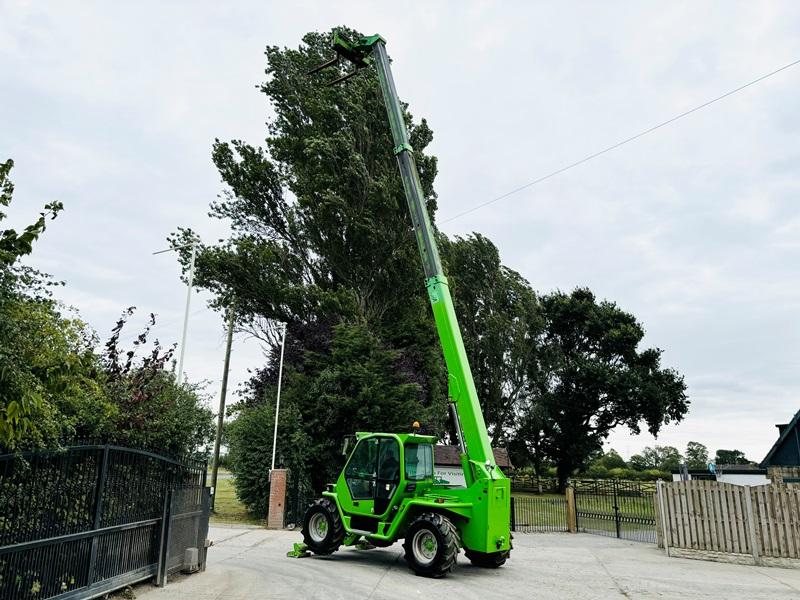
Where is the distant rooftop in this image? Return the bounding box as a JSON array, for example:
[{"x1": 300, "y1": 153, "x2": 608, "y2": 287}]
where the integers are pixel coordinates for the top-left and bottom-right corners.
[
  {"x1": 761, "y1": 408, "x2": 800, "y2": 468},
  {"x1": 434, "y1": 445, "x2": 513, "y2": 469}
]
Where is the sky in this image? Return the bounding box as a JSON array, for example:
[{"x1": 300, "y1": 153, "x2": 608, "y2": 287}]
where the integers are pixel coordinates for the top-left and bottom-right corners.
[{"x1": 2, "y1": 1, "x2": 799, "y2": 463}]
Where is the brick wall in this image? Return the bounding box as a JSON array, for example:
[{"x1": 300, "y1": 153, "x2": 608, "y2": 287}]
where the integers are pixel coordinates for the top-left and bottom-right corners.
[{"x1": 267, "y1": 468, "x2": 287, "y2": 529}]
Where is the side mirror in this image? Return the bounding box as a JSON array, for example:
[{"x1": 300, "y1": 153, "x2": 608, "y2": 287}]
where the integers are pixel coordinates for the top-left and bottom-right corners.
[{"x1": 342, "y1": 435, "x2": 356, "y2": 456}]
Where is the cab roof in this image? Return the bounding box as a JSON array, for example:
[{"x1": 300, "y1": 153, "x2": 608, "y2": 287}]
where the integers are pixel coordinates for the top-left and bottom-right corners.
[{"x1": 355, "y1": 431, "x2": 437, "y2": 444}]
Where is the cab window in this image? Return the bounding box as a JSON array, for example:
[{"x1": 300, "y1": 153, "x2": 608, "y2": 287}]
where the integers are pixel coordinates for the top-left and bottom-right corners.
[
  {"x1": 404, "y1": 443, "x2": 433, "y2": 481},
  {"x1": 345, "y1": 438, "x2": 378, "y2": 499}
]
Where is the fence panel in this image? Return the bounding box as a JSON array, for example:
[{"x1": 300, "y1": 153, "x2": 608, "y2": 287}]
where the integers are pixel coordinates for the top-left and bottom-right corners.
[
  {"x1": 0, "y1": 445, "x2": 208, "y2": 600},
  {"x1": 159, "y1": 487, "x2": 210, "y2": 585},
  {"x1": 573, "y1": 479, "x2": 657, "y2": 543},
  {"x1": 510, "y1": 475, "x2": 559, "y2": 495},
  {"x1": 751, "y1": 484, "x2": 800, "y2": 560},
  {"x1": 657, "y1": 480, "x2": 800, "y2": 566},
  {"x1": 283, "y1": 471, "x2": 313, "y2": 529},
  {"x1": 510, "y1": 495, "x2": 568, "y2": 533}
]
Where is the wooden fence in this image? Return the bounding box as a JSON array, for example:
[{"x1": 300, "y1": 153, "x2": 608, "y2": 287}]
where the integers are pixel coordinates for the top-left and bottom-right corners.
[{"x1": 656, "y1": 480, "x2": 800, "y2": 567}]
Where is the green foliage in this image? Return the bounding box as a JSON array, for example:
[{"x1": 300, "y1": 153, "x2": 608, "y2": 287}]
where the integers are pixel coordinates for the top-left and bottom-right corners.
[
  {"x1": 714, "y1": 449, "x2": 751, "y2": 465},
  {"x1": 519, "y1": 289, "x2": 689, "y2": 489},
  {"x1": 629, "y1": 445, "x2": 683, "y2": 472},
  {"x1": 229, "y1": 321, "x2": 440, "y2": 511},
  {"x1": 0, "y1": 159, "x2": 63, "y2": 268},
  {"x1": 0, "y1": 299, "x2": 110, "y2": 449},
  {"x1": 172, "y1": 27, "x2": 449, "y2": 495},
  {"x1": 97, "y1": 308, "x2": 214, "y2": 458},
  {"x1": 297, "y1": 322, "x2": 438, "y2": 489},
  {"x1": 0, "y1": 159, "x2": 213, "y2": 456},
  {"x1": 0, "y1": 158, "x2": 84, "y2": 449},
  {"x1": 686, "y1": 441, "x2": 709, "y2": 469},
  {"x1": 595, "y1": 449, "x2": 628, "y2": 470},
  {"x1": 226, "y1": 402, "x2": 276, "y2": 518},
  {"x1": 577, "y1": 448, "x2": 672, "y2": 480},
  {"x1": 441, "y1": 234, "x2": 542, "y2": 445}
]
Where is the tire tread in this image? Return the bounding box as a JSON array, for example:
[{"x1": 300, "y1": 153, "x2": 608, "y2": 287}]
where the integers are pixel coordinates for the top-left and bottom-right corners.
[
  {"x1": 302, "y1": 497, "x2": 345, "y2": 555},
  {"x1": 402, "y1": 512, "x2": 459, "y2": 578}
]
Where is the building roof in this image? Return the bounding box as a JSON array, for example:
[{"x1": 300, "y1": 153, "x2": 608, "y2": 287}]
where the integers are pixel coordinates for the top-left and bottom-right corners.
[
  {"x1": 671, "y1": 468, "x2": 767, "y2": 475},
  {"x1": 761, "y1": 408, "x2": 800, "y2": 468},
  {"x1": 433, "y1": 445, "x2": 514, "y2": 469}
]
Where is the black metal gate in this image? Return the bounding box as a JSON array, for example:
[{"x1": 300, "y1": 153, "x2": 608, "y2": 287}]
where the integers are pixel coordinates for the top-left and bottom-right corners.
[
  {"x1": 510, "y1": 495, "x2": 569, "y2": 533},
  {"x1": 0, "y1": 445, "x2": 209, "y2": 600},
  {"x1": 282, "y1": 470, "x2": 312, "y2": 529},
  {"x1": 158, "y1": 487, "x2": 210, "y2": 585},
  {"x1": 573, "y1": 479, "x2": 657, "y2": 543}
]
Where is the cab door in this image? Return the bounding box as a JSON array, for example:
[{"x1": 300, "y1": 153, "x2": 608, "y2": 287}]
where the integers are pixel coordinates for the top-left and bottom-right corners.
[
  {"x1": 343, "y1": 437, "x2": 401, "y2": 519},
  {"x1": 374, "y1": 438, "x2": 401, "y2": 514}
]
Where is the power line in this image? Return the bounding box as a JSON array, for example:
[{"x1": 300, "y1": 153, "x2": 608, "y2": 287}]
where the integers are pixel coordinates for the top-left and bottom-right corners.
[
  {"x1": 441, "y1": 57, "x2": 800, "y2": 224},
  {"x1": 116, "y1": 307, "x2": 208, "y2": 344}
]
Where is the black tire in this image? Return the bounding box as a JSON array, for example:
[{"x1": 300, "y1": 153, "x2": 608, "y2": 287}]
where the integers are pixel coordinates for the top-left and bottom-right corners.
[
  {"x1": 464, "y1": 548, "x2": 510, "y2": 568},
  {"x1": 402, "y1": 512, "x2": 459, "y2": 578},
  {"x1": 302, "y1": 498, "x2": 345, "y2": 555}
]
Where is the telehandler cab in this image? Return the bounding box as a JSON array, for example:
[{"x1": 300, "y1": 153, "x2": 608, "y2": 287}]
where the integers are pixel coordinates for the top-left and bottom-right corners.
[{"x1": 297, "y1": 32, "x2": 511, "y2": 578}]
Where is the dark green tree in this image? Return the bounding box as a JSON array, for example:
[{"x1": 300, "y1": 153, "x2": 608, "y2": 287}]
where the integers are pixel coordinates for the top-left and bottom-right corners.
[
  {"x1": 441, "y1": 233, "x2": 542, "y2": 446},
  {"x1": 714, "y1": 449, "x2": 751, "y2": 465},
  {"x1": 686, "y1": 441, "x2": 709, "y2": 469},
  {"x1": 629, "y1": 445, "x2": 683, "y2": 472},
  {"x1": 596, "y1": 449, "x2": 627, "y2": 470},
  {"x1": 171, "y1": 28, "x2": 449, "y2": 494},
  {"x1": 524, "y1": 289, "x2": 688, "y2": 490}
]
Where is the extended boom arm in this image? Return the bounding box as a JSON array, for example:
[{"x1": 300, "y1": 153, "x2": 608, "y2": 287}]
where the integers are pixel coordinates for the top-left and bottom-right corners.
[{"x1": 312, "y1": 33, "x2": 497, "y2": 473}]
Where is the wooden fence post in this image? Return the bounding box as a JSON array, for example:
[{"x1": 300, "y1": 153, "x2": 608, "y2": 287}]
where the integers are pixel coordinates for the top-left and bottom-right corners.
[
  {"x1": 743, "y1": 488, "x2": 761, "y2": 566},
  {"x1": 566, "y1": 487, "x2": 577, "y2": 533}
]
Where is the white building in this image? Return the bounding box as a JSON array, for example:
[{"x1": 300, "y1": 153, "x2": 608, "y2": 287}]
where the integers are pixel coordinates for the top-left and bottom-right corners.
[{"x1": 671, "y1": 468, "x2": 769, "y2": 486}]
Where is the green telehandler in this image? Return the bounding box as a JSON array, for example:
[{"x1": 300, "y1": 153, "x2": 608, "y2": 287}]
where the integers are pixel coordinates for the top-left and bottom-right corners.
[{"x1": 296, "y1": 32, "x2": 511, "y2": 578}]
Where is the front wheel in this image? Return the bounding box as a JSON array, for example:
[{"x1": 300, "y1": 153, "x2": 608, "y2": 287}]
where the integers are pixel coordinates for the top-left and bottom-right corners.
[
  {"x1": 302, "y1": 498, "x2": 344, "y2": 555},
  {"x1": 402, "y1": 512, "x2": 459, "y2": 578},
  {"x1": 465, "y1": 548, "x2": 510, "y2": 568}
]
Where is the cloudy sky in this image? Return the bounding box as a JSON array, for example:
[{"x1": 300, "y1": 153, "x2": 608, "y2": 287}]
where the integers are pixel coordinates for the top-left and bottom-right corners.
[{"x1": 3, "y1": 1, "x2": 799, "y2": 462}]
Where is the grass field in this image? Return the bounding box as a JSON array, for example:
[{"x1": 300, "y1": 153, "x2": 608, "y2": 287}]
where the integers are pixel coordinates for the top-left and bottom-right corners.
[
  {"x1": 210, "y1": 471, "x2": 263, "y2": 526},
  {"x1": 511, "y1": 490, "x2": 656, "y2": 540}
]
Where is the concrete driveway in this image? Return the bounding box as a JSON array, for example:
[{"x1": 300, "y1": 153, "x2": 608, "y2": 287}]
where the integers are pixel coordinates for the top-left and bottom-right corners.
[{"x1": 137, "y1": 525, "x2": 800, "y2": 599}]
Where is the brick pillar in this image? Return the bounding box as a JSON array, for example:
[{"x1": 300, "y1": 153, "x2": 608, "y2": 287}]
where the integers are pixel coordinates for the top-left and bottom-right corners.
[{"x1": 267, "y1": 469, "x2": 287, "y2": 529}]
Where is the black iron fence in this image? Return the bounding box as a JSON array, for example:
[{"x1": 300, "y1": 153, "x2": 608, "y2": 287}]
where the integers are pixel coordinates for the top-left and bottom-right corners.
[
  {"x1": 0, "y1": 445, "x2": 209, "y2": 600},
  {"x1": 510, "y1": 475, "x2": 559, "y2": 495},
  {"x1": 283, "y1": 471, "x2": 312, "y2": 529},
  {"x1": 572, "y1": 479, "x2": 657, "y2": 543},
  {"x1": 510, "y1": 495, "x2": 568, "y2": 533}
]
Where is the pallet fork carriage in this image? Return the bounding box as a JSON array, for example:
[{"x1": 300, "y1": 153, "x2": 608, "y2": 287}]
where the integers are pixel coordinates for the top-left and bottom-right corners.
[{"x1": 294, "y1": 31, "x2": 511, "y2": 577}]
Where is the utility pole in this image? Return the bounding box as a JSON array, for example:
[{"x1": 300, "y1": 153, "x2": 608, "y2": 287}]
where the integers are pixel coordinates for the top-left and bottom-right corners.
[
  {"x1": 270, "y1": 323, "x2": 288, "y2": 473},
  {"x1": 153, "y1": 239, "x2": 198, "y2": 384},
  {"x1": 210, "y1": 304, "x2": 235, "y2": 512}
]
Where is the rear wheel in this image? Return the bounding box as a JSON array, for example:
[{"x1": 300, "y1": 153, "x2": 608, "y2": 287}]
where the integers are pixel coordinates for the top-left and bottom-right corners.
[
  {"x1": 402, "y1": 513, "x2": 459, "y2": 578},
  {"x1": 302, "y1": 498, "x2": 344, "y2": 555},
  {"x1": 465, "y1": 548, "x2": 510, "y2": 568}
]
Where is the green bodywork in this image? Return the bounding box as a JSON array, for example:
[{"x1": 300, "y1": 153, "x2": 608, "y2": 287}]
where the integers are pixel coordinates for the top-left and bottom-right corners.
[{"x1": 316, "y1": 32, "x2": 511, "y2": 555}]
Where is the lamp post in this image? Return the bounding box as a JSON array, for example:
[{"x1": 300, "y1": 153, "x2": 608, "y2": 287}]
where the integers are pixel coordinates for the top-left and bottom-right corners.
[
  {"x1": 270, "y1": 323, "x2": 288, "y2": 473},
  {"x1": 153, "y1": 239, "x2": 198, "y2": 384}
]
